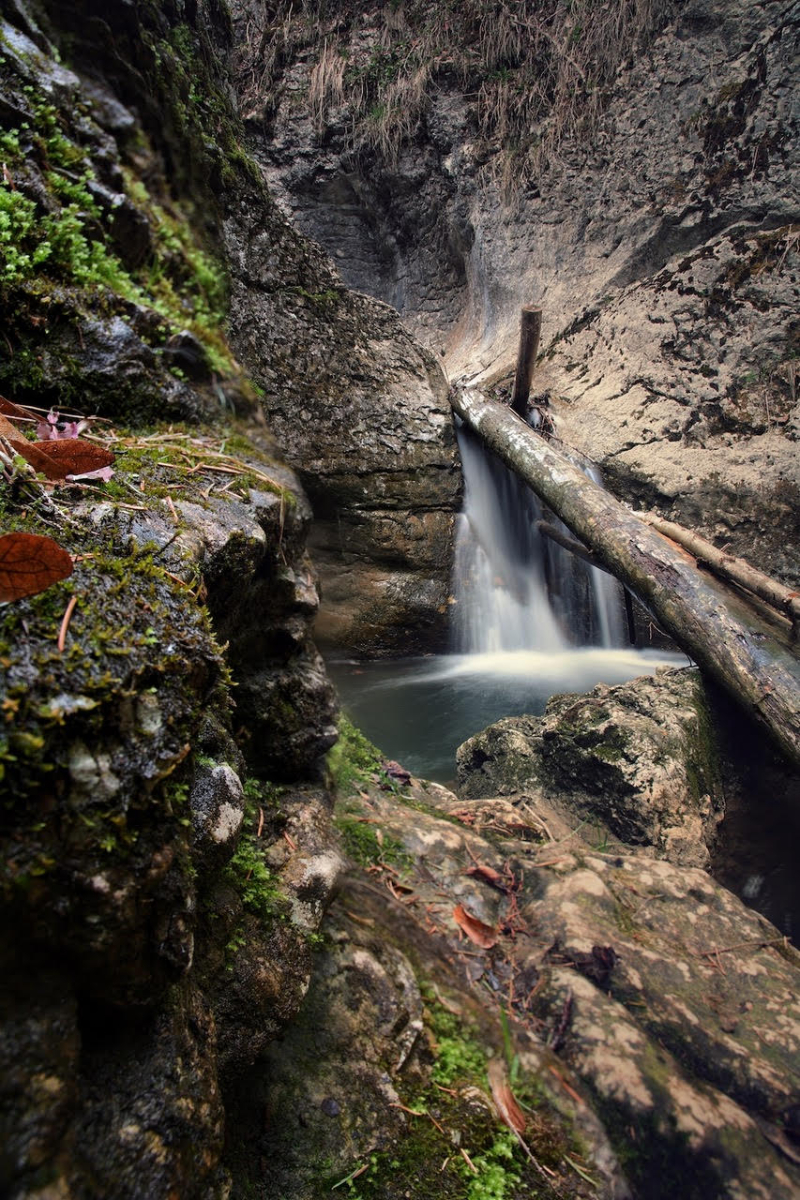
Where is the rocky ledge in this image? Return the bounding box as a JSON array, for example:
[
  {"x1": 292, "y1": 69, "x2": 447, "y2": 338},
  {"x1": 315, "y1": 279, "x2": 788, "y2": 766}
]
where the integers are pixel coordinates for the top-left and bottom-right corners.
[{"x1": 256, "y1": 677, "x2": 800, "y2": 1200}]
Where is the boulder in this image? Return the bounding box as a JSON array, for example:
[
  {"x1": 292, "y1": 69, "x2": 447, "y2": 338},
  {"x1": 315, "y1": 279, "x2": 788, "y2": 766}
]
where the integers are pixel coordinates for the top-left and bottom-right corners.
[{"x1": 457, "y1": 668, "x2": 724, "y2": 868}]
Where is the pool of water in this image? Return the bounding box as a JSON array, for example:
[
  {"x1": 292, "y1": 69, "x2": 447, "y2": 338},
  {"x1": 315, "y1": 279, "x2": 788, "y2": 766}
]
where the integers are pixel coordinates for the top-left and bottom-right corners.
[{"x1": 328, "y1": 647, "x2": 689, "y2": 784}]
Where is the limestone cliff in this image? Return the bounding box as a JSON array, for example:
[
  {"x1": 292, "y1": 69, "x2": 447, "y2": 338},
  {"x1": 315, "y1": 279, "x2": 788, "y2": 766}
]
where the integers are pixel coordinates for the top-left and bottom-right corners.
[{"x1": 240, "y1": 0, "x2": 799, "y2": 585}]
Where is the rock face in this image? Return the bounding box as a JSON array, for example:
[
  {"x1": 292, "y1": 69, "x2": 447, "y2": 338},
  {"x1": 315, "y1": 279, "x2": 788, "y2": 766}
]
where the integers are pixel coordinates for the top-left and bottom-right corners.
[
  {"x1": 0, "y1": 5, "x2": 346, "y2": 1196},
  {"x1": 457, "y1": 669, "x2": 724, "y2": 868},
  {"x1": 292, "y1": 765, "x2": 800, "y2": 1200},
  {"x1": 238, "y1": 0, "x2": 800, "y2": 584},
  {"x1": 1, "y1": 0, "x2": 461, "y2": 661},
  {"x1": 0, "y1": 415, "x2": 344, "y2": 1199},
  {"x1": 221, "y1": 193, "x2": 461, "y2": 652}
]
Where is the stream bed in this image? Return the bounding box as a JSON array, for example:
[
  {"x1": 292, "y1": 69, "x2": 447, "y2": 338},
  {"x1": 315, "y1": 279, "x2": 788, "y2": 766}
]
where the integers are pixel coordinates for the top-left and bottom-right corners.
[{"x1": 328, "y1": 647, "x2": 689, "y2": 783}]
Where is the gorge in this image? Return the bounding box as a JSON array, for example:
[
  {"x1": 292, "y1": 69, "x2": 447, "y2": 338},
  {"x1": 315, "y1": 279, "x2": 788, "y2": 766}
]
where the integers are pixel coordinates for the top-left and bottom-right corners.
[{"x1": 0, "y1": 1, "x2": 798, "y2": 1199}]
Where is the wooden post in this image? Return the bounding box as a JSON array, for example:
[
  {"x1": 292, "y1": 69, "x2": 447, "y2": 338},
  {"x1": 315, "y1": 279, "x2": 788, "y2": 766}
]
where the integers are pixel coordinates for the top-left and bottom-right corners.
[{"x1": 510, "y1": 306, "x2": 542, "y2": 417}]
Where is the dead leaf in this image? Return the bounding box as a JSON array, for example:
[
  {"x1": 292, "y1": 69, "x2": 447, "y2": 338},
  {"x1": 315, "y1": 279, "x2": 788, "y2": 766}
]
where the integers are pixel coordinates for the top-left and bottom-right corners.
[
  {"x1": 26, "y1": 439, "x2": 114, "y2": 479},
  {"x1": 488, "y1": 1059, "x2": 528, "y2": 1135},
  {"x1": 465, "y1": 864, "x2": 509, "y2": 893},
  {"x1": 0, "y1": 532, "x2": 73, "y2": 602},
  {"x1": 452, "y1": 903, "x2": 497, "y2": 949},
  {"x1": 0, "y1": 414, "x2": 113, "y2": 481},
  {"x1": 0, "y1": 412, "x2": 29, "y2": 442},
  {"x1": 11, "y1": 439, "x2": 66, "y2": 477},
  {"x1": 0, "y1": 395, "x2": 37, "y2": 423},
  {"x1": 0, "y1": 414, "x2": 64, "y2": 477}
]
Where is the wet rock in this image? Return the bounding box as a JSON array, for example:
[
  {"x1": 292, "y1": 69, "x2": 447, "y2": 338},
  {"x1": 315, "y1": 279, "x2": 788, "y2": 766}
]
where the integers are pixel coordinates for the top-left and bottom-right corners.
[
  {"x1": 523, "y1": 854, "x2": 800, "y2": 1200},
  {"x1": 0, "y1": 410, "x2": 341, "y2": 1196},
  {"x1": 191, "y1": 762, "x2": 245, "y2": 873},
  {"x1": 71, "y1": 986, "x2": 226, "y2": 1200},
  {"x1": 86, "y1": 179, "x2": 153, "y2": 268},
  {"x1": 457, "y1": 668, "x2": 725, "y2": 867},
  {"x1": 223, "y1": 176, "x2": 461, "y2": 655},
  {"x1": 0, "y1": 967, "x2": 79, "y2": 1196},
  {"x1": 37, "y1": 314, "x2": 212, "y2": 425},
  {"x1": 163, "y1": 329, "x2": 213, "y2": 382},
  {"x1": 208, "y1": 788, "x2": 343, "y2": 1079}
]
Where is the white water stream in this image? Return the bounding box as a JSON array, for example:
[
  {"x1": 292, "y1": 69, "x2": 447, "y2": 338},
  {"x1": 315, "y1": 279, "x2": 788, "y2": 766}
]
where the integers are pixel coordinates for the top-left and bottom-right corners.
[
  {"x1": 330, "y1": 422, "x2": 686, "y2": 782},
  {"x1": 451, "y1": 425, "x2": 625, "y2": 653}
]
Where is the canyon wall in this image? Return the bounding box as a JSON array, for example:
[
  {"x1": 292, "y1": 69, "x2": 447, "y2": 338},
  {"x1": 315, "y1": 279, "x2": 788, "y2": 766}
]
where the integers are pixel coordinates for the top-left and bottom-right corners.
[{"x1": 241, "y1": 0, "x2": 799, "y2": 586}]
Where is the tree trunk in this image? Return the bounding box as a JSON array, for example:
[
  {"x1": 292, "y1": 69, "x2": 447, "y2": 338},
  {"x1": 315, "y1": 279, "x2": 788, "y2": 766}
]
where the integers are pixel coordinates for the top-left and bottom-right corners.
[
  {"x1": 450, "y1": 386, "x2": 800, "y2": 768},
  {"x1": 639, "y1": 512, "x2": 800, "y2": 637}
]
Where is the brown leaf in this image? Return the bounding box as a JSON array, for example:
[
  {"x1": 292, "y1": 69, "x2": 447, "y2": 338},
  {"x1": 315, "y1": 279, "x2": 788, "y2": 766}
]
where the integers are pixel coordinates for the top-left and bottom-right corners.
[
  {"x1": 0, "y1": 413, "x2": 114, "y2": 481},
  {"x1": 465, "y1": 864, "x2": 509, "y2": 893},
  {"x1": 0, "y1": 413, "x2": 26, "y2": 443},
  {"x1": 452, "y1": 903, "x2": 497, "y2": 949},
  {"x1": 0, "y1": 415, "x2": 61, "y2": 474},
  {"x1": 487, "y1": 1060, "x2": 528, "y2": 1135},
  {"x1": 0, "y1": 532, "x2": 73, "y2": 602},
  {"x1": 26, "y1": 439, "x2": 114, "y2": 479},
  {"x1": 0, "y1": 395, "x2": 37, "y2": 424}
]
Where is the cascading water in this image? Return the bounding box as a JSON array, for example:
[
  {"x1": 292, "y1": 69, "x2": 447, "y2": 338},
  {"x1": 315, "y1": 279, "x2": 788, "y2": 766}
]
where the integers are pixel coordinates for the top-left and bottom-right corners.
[
  {"x1": 452, "y1": 422, "x2": 624, "y2": 654},
  {"x1": 328, "y1": 409, "x2": 686, "y2": 782}
]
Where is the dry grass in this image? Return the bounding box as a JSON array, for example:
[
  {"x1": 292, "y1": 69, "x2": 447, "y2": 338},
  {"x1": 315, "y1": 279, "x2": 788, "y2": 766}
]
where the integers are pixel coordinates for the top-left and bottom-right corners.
[
  {"x1": 235, "y1": 0, "x2": 675, "y2": 189},
  {"x1": 309, "y1": 40, "x2": 346, "y2": 131}
]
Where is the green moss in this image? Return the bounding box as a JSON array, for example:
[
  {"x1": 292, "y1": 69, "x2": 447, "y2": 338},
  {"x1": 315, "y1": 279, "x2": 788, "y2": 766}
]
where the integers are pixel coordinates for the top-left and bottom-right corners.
[
  {"x1": 334, "y1": 812, "x2": 412, "y2": 872},
  {"x1": 222, "y1": 777, "x2": 287, "y2": 919},
  {"x1": 331, "y1": 990, "x2": 573, "y2": 1200},
  {"x1": 327, "y1": 714, "x2": 383, "y2": 794},
  {"x1": 685, "y1": 677, "x2": 722, "y2": 808},
  {"x1": 0, "y1": 61, "x2": 240, "y2": 391},
  {"x1": 427, "y1": 1000, "x2": 487, "y2": 1086}
]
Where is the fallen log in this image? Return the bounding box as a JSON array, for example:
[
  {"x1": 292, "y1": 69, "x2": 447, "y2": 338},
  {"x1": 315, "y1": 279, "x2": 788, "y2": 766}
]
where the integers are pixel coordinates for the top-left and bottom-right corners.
[
  {"x1": 450, "y1": 385, "x2": 800, "y2": 768},
  {"x1": 638, "y1": 512, "x2": 800, "y2": 637}
]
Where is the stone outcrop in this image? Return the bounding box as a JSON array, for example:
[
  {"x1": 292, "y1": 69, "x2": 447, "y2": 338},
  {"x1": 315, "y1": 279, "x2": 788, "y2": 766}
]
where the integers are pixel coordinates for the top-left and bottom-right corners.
[
  {"x1": 456, "y1": 668, "x2": 725, "y2": 868},
  {"x1": 0, "y1": 413, "x2": 343, "y2": 1199},
  {"x1": 240, "y1": 0, "x2": 799, "y2": 585},
  {"x1": 222, "y1": 192, "x2": 461, "y2": 652},
  {"x1": 281, "y1": 760, "x2": 800, "y2": 1200},
  {"x1": 0, "y1": 5, "x2": 345, "y2": 1195},
  {"x1": 1, "y1": 0, "x2": 461, "y2": 661}
]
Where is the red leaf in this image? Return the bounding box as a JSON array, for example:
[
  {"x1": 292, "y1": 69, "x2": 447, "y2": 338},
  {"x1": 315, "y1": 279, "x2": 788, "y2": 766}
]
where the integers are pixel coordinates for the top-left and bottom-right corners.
[
  {"x1": 26, "y1": 439, "x2": 114, "y2": 480},
  {"x1": 452, "y1": 903, "x2": 498, "y2": 949},
  {"x1": 0, "y1": 414, "x2": 61, "y2": 476},
  {"x1": 12, "y1": 439, "x2": 66, "y2": 477},
  {"x1": 0, "y1": 532, "x2": 73, "y2": 602}
]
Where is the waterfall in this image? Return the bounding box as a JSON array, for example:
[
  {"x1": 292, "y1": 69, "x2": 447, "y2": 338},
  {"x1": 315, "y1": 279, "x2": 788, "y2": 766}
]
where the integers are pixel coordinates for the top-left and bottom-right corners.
[{"x1": 452, "y1": 423, "x2": 624, "y2": 653}]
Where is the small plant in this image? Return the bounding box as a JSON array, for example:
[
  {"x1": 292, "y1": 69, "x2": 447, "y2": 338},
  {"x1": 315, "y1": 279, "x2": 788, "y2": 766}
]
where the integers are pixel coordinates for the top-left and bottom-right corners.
[
  {"x1": 428, "y1": 1002, "x2": 487, "y2": 1087},
  {"x1": 223, "y1": 777, "x2": 287, "y2": 922},
  {"x1": 462, "y1": 1130, "x2": 522, "y2": 1200},
  {"x1": 334, "y1": 812, "x2": 411, "y2": 872}
]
